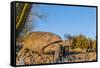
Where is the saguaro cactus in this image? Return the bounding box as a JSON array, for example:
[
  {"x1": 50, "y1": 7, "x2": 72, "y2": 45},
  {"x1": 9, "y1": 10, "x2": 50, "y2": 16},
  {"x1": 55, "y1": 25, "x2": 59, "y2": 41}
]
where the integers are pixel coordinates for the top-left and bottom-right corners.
[{"x1": 16, "y1": 3, "x2": 32, "y2": 37}]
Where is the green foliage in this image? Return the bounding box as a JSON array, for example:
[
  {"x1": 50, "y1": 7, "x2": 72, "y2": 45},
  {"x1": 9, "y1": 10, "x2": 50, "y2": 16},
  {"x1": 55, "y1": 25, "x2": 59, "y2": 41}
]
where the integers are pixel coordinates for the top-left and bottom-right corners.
[
  {"x1": 87, "y1": 39, "x2": 96, "y2": 52},
  {"x1": 64, "y1": 34, "x2": 96, "y2": 52},
  {"x1": 72, "y1": 34, "x2": 89, "y2": 49},
  {"x1": 92, "y1": 40, "x2": 96, "y2": 50}
]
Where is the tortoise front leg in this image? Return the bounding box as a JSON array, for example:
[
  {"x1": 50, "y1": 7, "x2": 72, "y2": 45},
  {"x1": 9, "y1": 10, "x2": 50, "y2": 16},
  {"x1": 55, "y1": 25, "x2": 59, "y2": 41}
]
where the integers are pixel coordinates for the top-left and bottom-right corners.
[{"x1": 54, "y1": 45, "x2": 61, "y2": 63}]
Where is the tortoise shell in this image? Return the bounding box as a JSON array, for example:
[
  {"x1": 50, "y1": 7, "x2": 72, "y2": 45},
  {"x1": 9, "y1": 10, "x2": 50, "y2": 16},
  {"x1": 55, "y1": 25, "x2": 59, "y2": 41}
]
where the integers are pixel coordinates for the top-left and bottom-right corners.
[{"x1": 23, "y1": 31, "x2": 63, "y2": 52}]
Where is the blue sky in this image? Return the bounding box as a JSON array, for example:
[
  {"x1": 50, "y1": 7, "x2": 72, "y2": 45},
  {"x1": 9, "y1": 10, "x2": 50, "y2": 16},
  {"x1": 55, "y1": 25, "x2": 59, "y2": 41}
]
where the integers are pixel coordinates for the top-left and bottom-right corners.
[{"x1": 30, "y1": 4, "x2": 96, "y2": 39}]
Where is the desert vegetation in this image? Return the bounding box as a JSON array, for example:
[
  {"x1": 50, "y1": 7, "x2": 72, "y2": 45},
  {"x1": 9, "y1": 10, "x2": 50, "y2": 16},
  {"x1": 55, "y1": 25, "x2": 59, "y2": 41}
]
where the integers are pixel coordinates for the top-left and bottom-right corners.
[
  {"x1": 16, "y1": 32, "x2": 96, "y2": 65},
  {"x1": 64, "y1": 34, "x2": 96, "y2": 53}
]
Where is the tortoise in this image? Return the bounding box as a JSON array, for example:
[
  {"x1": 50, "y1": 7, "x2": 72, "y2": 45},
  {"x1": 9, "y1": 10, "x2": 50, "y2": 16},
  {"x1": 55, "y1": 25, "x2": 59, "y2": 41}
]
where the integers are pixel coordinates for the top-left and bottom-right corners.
[{"x1": 17, "y1": 31, "x2": 63, "y2": 62}]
